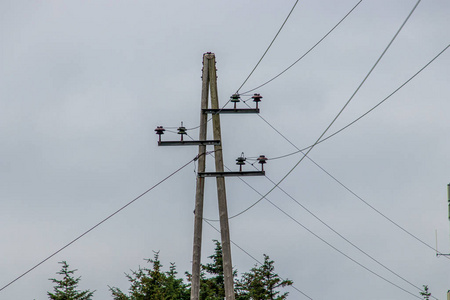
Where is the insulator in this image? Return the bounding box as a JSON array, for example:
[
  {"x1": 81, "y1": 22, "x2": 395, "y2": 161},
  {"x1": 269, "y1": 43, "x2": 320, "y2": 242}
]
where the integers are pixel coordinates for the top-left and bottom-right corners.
[
  {"x1": 252, "y1": 93, "x2": 263, "y2": 103},
  {"x1": 155, "y1": 126, "x2": 165, "y2": 135},
  {"x1": 177, "y1": 126, "x2": 187, "y2": 135},
  {"x1": 230, "y1": 93, "x2": 241, "y2": 103},
  {"x1": 257, "y1": 155, "x2": 267, "y2": 165},
  {"x1": 236, "y1": 153, "x2": 246, "y2": 166}
]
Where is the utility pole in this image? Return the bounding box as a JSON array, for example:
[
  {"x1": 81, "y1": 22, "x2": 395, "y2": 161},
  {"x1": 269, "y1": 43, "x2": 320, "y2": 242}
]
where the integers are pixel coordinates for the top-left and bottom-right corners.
[
  {"x1": 155, "y1": 52, "x2": 265, "y2": 300},
  {"x1": 208, "y1": 54, "x2": 235, "y2": 300},
  {"x1": 437, "y1": 183, "x2": 450, "y2": 257},
  {"x1": 190, "y1": 53, "x2": 211, "y2": 300}
]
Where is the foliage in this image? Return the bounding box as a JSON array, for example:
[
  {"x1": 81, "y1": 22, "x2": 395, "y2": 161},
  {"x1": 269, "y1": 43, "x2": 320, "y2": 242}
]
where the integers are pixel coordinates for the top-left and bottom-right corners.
[
  {"x1": 110, "y1": 251, "x2": 189, "y2": 300},
  {"x1": 200, "y1": 239, "x2": 226, "y2": 299},
  {"x1": 47, "y1": 261, "x2": 95, "y2": 300},
  {"x1": 185, "y1": 240, "x2": 239, "y2": 300},
  {"x1": 111, "y1": 240, "x2": 293, "y2": 300},
  {"x1": 420, "y1": 285, "x2": 431, "y2": 300},
  {"x1": 236, "y1": 254, "x2": 292, "y2": 300}
]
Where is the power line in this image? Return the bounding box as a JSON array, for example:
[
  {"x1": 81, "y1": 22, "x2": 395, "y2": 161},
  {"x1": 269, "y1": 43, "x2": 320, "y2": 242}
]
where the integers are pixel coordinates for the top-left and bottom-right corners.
[
  {"x1": 202, "y1": 153, "x2": 427, "y2": 298},
  {"x1": 264, "y1": 43, "x2": 450, "y2": 162},
  {"x1": 203, "y1": 219, "x2": 314, "y2": 300},
  {"x1": 164, "y1": 97, "x2": 242, "y2": 133},
  {"x1": 0, "y1": 155, "x2": 198, "y2": 293},
  {"x1": 235, "y1": 0, "x2": 300, "y2": 94},
  {"x1": 227, "y1": 0, "x2": 422, "y2": 239},
  {"x1": 202, "y1": 156, "x2": 430, "y2": 299},
  {"x1": 206, "y1": 0, "x2": 426, "y2": 224},
  {"x1": 204, "y1": 156, "x2": 437, "y2": 296},
  {"x1": 260, "y1": 192, "x2": 426, "y2": 299},
  {"x1": 239, "y1": 50, "x2": 450, "y2": 259},
  {"x1": 240, "y1": 0, "x2": 363, "y2": 95},
  {"x1": 259, "y1": 168, "x2": 439, "y2": 299},
  {"x1": 185, "y1": 99, "x2": 233, "y2": 131}
]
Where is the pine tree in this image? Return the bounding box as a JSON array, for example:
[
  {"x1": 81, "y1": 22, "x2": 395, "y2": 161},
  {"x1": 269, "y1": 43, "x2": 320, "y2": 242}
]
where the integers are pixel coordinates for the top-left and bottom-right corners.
[
  {"x1": 47, "y1": 261, "x2": 94, "y2": 300},
  {"x1": 201, "y1": 240, "x2": 226, "y2": 299},
  {"x1": 236, "y1": 254, "x2": 292, "y2": 300},
  {"x1": 185, "y1": 240, "x2": 238, "y2": 300},
  {"x1": 420, "y1": 285, "x2": 431, "y2": 300},
  {"x1": 110, "y1": 251, "x2": 189, "y2": 300}
]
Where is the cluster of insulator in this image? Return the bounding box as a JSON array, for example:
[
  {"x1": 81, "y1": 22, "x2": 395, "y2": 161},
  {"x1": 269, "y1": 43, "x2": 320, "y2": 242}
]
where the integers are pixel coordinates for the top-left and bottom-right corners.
[
  {"x1": 236, "y1": 153, "x2": 267, "y2": 171},
  {"x1": 177, "y1": 122, "x2": 187, "y2": 141},
  {"x1": 155, "y1": 126, "x2": 165, "y2": 142},
  {"x1": 257, "y1": 155, "x2": 267, "y2": 171},
  {"x1": 236, "y1": 152, "x2": 246, "y2": 171},
  {"x1": 229, "y1": 93, "x2": 263, "y2": 109},
  {"x1": 155, "y1": 122, "x2": 187, "y2": 142}
]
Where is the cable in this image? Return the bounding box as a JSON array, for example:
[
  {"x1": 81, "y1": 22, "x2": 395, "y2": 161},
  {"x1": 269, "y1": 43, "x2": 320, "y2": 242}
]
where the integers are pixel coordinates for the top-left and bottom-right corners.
[
  {"x1": 163, "y1": 96, "x2": 251, "y2": 134},
  {"x1": 240, "y1": 0, "x2": 363, "y2": 95},
  {"x1": 201, "y1": 155, "x2": 426, "y2": 298},
  {"x1": 201, "y1": 156, "x2": 431, "y2": 298},
  {"x1": 0, "y1": 155, "x2": 198, "y2": 293},
  {"x1": 223, "y1": 0, "x2": 422, "y2": 235},
  {"x1": 185, "y1": 98, "x2": 233, "y2": 131},
  {"x1": 265, "y1": 43, "x2": 450, "y2": 161},
  {"x1": 203, "y1": 219, "x2": 314, "y2": 300},
  {"x1": 261, "y1": 193, "x2": 426, "y2": 299},
  {"x1": 235, "y1": 0, "x2": 300, "y2": 94},
  {"x1": 200, "y1": 147, "x2": 434, "y2": 296},
  {"x1": 259, "y1": 167, "x2": 439, "y2": 299},
  {"x1": 238, "y1": 46, "x2": 450, "y2": 259}
]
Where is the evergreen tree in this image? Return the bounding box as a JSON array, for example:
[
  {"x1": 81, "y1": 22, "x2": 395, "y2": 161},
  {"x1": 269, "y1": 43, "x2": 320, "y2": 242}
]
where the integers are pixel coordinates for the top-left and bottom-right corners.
[
  {"x1": 236, "y1": 254, "x2": 292, "y2": 300},
  {"x1": 185, "y1": 240, "x2": 240, "y2": 300},
  {"x1": 201, "y1": 240, "x2": 226, "y2": 299},
  {"x1": 420, "y1": 285, "x2": 431, "y2": 300},
  {"x1": 110, "y1": 251, "x2": 189, "y2": 300},
  {"x1": 47, "y1": 261, "x2": 94, "y2": 300}
]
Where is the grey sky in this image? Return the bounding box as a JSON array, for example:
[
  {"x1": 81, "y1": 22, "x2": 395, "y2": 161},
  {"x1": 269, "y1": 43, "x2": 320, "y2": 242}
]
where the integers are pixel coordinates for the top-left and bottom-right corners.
[{"x1": 1, "y1": 0, "x2": 449, "y2": 299}]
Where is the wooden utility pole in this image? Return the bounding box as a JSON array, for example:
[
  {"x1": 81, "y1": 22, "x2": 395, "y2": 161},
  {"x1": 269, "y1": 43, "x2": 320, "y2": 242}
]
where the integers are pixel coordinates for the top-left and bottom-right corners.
[
  {"x1": 209, "y1": 54, "x2": 235, "y2": 300},
  {"x1": 190, "y1": 53, "x2": 210, "y2": 300},
  {"x1": 155, "y1": 52, "x2": 265, "y2": 300},
  {"x1": 191, "y1": 52, "x2": 235, "y2": 300}
]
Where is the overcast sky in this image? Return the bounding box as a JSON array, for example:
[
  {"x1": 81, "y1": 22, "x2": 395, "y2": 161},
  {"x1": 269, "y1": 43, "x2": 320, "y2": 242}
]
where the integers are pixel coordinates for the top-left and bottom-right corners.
[{"x1": 1, "y1": 0, "x2": 449, "y2": 299}]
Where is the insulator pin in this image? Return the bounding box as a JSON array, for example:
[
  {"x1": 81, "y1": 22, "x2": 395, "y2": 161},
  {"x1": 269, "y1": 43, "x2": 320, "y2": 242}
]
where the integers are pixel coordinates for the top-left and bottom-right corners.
[
  {"x1": 236, "y1": 152, "x2": 246, "y2": 172},
  {"x1": 155, "y1": 126, "x2": 165, "y2": 142},
  {"x1": 257, "y1": 155, "x2": 268, "y2": 171},
  {"x1": 252, "y1": 93, "x2": 263, "y2": 109},
  {"x1": 177, "y1": 122, "x2": 187, "y2": 141},
  {"x1": 230, "y1": 93, "x2": 241, "y2": 109}
]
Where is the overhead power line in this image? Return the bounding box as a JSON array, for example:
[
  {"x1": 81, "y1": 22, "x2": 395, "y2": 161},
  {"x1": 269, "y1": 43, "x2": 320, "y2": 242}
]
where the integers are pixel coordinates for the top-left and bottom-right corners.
[
  {"x1": 248, "y1": 102, "x2": 450, "y2": 259},
  {"x1": 259, "y1": 191, "x2": 426, "y2": 299},
  {"x1": 264, "y1": 42, "x2": 450, "y2": 162},
  {"x1": 235, "y1": 0, "x2": 300, "y2": 94},
  {"x1": 200, "y1": 150, "x2": 433, "y2": 298},
  {"x1": 226, "y1": 43, "x2": 450, "y2": 271},
  {"x1": 232, "y1": 0, "x2": 422, "y2": 240},
  {"x1": 0, "y1": 155, "x2": 198, "y2": 293},
  {"x1": 201, "y1": 153, "x2": 427, "y2": 299},
  {"x1": 259, "y1": 169, "x2": 439, "y2": 299},
  {"x1": 203, "y1": 219, "x2": 314, "y2": 300},
  {"x1": 241, "y1": 0, "x2": 363, "y2": 95}
]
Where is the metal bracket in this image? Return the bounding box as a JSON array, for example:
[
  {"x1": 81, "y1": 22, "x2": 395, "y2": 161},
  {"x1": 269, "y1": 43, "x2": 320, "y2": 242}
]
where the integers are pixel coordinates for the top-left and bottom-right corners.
[
  {"x1": 158, "y1": 140, "x2": 220, "y2": 146},
  {"x1": 202, "y1": 108, "x2": 260, "y2": 114},
  {"x1": 198, "y1": 171, "x2": 265, "y2": 177}
]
